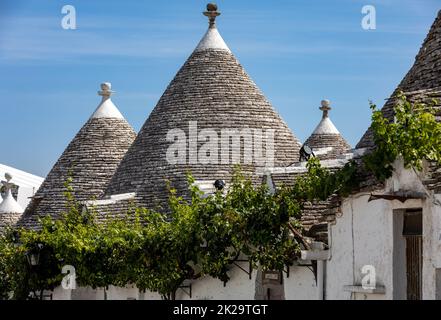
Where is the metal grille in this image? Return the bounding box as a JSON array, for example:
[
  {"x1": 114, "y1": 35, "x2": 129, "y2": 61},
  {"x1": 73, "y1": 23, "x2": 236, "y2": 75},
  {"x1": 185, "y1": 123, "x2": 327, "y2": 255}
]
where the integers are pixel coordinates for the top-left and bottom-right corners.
[{"x1": 406, "y1": 235, "x2": 422, "y2": 300}]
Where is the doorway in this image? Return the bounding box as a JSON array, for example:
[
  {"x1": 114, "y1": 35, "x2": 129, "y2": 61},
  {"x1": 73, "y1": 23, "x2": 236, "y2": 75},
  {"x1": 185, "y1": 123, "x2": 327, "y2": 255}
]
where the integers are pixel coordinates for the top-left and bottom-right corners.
[{"x1": 403, "y1": 209, "x2": 422, "y2": 300}]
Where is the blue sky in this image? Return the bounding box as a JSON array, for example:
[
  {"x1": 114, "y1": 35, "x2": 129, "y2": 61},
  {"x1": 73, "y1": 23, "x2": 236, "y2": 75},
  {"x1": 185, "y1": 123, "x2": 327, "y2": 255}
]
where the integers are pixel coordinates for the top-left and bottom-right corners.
[{"x1": 0, "y1": 0, "x2": 440, "y2": 177}]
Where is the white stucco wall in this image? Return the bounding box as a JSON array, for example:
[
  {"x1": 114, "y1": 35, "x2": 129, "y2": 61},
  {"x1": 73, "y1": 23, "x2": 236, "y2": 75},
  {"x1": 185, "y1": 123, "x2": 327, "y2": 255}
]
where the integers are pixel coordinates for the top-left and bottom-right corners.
[
  {"x1": 51, "y1": 286, "x2": 72, "y2": 300},
  {"x1": 106, "y1": 285, "x2": 142, "y2": 300},
  {"x1": 50, "y1": 263, "x2": 258, "y2": 300},
  {"x1": 70, "y1": 287, "x2": 106, "y2": 300},
  {"x1": 284, "y1": 266, "x2": 318, "y2": 300},
  {"x1": 326, "y1": 159, "x2": 440, "y2": 300},
  {"x1": 178, "y1": 262, "x2": 257, "y2": 300},
  {"x1": 49, "y1": 286, "x2": 166, "y2": 300},
  {"x1": 326, "y1": 195, "x2": 391, "y2": 300},
  {"x1": 49, "y1": 262, "x2": 320, "y2": 300}
]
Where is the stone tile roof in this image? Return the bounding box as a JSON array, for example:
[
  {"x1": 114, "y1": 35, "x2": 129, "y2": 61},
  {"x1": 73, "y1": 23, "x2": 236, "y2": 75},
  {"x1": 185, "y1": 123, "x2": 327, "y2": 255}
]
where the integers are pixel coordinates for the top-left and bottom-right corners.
[
  {"x1": 86, "y1": 197, "x2": 138, "y2": 224},
  {"x1": 304, "y1": 100, "x2": 351, "y2": 161},
  {"x1": 19, "y1": 85, "x2": 136, "y2": 229},
  {"x1": 305, "y1": 134, "x2": 351, "y2": 161},
  {"x1": 357, "y1": 10, "x2": 441, "y2": 149},
  {"x1": 0, "y1": 212, "x2": 22, "y2": 232},
  {"x1": 423, "y1": 158, "x2": 441, "y2": 193},
  {"x1": 270, "y1": 161, "x2": 345, "y2": 228},
  {"x1": 105, "y1": 11, "x2": 301, "y2": 213},
  {"x1": 355, "y1": 11, "x2": 441, "y2": 192},
  {"x1": 269, "y1": 160, "x2": 347, "y2": 244}
]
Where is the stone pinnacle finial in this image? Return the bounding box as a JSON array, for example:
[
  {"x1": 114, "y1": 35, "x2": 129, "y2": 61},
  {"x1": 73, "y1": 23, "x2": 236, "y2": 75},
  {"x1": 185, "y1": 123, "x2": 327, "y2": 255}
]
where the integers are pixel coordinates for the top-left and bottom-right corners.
[
  {"x1": 0, "y1": 172, "x2": 24, "y2": 214},
  {"x1": 203, "y1": 3, "x2": 220, "y2": 28},
  {"x1": 1, "y1": 173, "x2": 15, "y2": 196},
  {"x1": 319, "y1": 99, "x2": 331, "y2": 118},
  {"x1": 98, "y1": 82, "x2": 115, "y2": 98},
  {"x1": 4, "y1": 173, "x2": 12, "y2": 183}
]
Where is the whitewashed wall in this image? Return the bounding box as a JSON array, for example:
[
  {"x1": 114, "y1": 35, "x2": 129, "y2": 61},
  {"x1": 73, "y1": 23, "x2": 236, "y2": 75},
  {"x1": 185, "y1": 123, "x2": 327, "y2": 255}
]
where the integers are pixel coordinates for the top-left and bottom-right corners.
[
  {"x1": 53, "y1": 286, "x2": 166, "y2": 300},
  {"x1": 178, "y1": 261, "x2": 257, "y2": 300},
  {"x1": 326, "y1": 195, "x2": 394, "y2": 300},
  {"x1": 49, "y1": 262, "x2": 258, "y2": 300},
  {"x1": 284, "y1": 266, "x2": 318, "y2": 300},
  {"x1": 48, "y1": 261, "x2": 320, "y2": 300},
  {"x1": 326, "y1": 159, "x2": 439, "y2": 300}
]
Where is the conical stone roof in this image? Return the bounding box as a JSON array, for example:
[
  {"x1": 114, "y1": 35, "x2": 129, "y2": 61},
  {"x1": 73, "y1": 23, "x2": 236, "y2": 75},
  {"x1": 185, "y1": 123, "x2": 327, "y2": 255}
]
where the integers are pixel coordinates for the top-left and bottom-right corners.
[
  {"x1": 304, "y1": 100, "x2": 351, "y2": 160},
  {"x1": 20, "y1": 83, "x2": 137, "y2": 227},
  {"x1": 105, "y1": 5, "x2": 301, "y2": 212},
  {"x1": 357, "y1": 10, "x2": 441, "y2": 149},
  {"x1": 353, "y1": 10, "x2": 441, "y2": 193}
]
